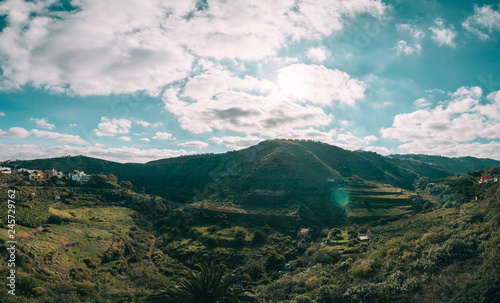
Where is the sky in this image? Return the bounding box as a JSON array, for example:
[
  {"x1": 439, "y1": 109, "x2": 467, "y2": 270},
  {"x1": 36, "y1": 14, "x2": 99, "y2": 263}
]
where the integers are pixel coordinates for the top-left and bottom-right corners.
[{"x1": 0, "y1": 0, "x2": 499, "y2": 163}]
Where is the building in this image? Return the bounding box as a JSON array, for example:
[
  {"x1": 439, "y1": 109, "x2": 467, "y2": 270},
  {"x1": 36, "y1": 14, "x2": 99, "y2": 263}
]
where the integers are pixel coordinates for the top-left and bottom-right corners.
[
  {"x1": 358, "y1": 229, "x2": 373, "y2": 241},
  {"x1": 297, "y1": 228, "x2": 311, "y2": 238},
  {"x1": 29, "y1": 170, "x2": 44, "y2": 181},
  {"x1": 69, "y1": 170, "x2": 89, "y2": 182},
  {"x1": 0, "y1": 167, "x2": 11, "y2": 174},
  {"x1": 479, "y1": 176, "x2": 491, "y2": 184},
  {"x1": 46, "y1": 169, "x2": 64, "y2": 179}
]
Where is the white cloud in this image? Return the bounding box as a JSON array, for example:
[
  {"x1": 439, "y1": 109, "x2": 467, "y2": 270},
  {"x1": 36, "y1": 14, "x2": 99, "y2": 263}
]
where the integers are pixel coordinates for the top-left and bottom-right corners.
[
  {"x1": 210, "y1": 135, "x2": 265, "y2": 150},
  {"x1": 365, "y1": 146, "x2": 390, "y2": 154},
  {"x1": 0, "y1": 143, "x2": 193, "y2": 163},
  {"x1": 276, "y1": 128, "x2": 337, "y2": 143},
  {"x1": 306, "y1": 46, "x2": 330, "y2": 63},
  {"x1": 139, "y1": 138, "x2": 150, "y2": 142},
  {"x1": 179, "y1": 141, "x2": 209, "y2": 149},
  {"x1": 68, "y1": 123, "x2": 78, "y2": 127},
  {"x1": 0, "y1": 127, "x2": 31, "y2": 138},
  {"x1": 393, "y1": 40, "x2": 421, "y2": 55},
  {"x1": 135, "y1": 120, "x2": 150, "y2": 127},
  {"x1": 119, "y1": 136, "x2": 132, "y2": 142},
  {"x1": 429, "y1": 18, "x2": 457, "y2": 47},
  {"x1": 30, "y1": 117, "x2": 55, "y2": 130},
  {"x1": 414, "y1": 97, "x2": 431, "y2": 108},
  {"x1": 381, "y1": 86, "x2": 500, "y2": 159},
  {"x1": 0, "y1": 112, "x2": 5, "y2": 117},
  {"x1": 276, "y1": 64, "x2": 365, "y2": 105},
  {"x1": 394, "y1": 24, "x2": 424, "y2": 55},
  {"x1": 364, "y1": 135, "x2": 378, "y2": 142},
  {"x1": 93, "y1": 117, "x2": 132, "y2": 136},
  {"x1": 462, "y1": 4, "x2": 500, "y2": 40},
  {"x1": 152, "y1": 131, "x2": 174, "y2": 140},
  {"x1": 151, "y1": 122, "x2": 163, "y2": 128},
  {"x1": 162, "y1": 63, "x2": 363, "y2": 136},
  {"x1": 334, "y1": 132, "x2": 380, "y2": 151},
  {"x1": 0, "y1": 0, "x2": 387, "y2": 95},
  {"x1": 31, "y1": 129, "x2": 86, "y2": 144}
]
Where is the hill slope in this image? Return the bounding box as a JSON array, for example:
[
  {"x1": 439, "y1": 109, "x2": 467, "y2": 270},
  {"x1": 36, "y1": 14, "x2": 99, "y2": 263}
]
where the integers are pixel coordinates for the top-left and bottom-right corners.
[{"x1": 4, "y1": 140, "x2": 500, "y2": 227}]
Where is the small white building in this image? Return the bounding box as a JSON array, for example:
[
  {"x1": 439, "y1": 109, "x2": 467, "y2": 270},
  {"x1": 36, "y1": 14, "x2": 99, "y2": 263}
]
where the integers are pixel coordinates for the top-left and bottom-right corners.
[
  {"x1": 69, "y1": 170, "x2": 89, "y2": 182},
  {"x1": 0, "y1": 167, "x2": 11, "y2": 174},
  {"x1": 17, "y1": 168, "x2": 34, "y2": 174}
]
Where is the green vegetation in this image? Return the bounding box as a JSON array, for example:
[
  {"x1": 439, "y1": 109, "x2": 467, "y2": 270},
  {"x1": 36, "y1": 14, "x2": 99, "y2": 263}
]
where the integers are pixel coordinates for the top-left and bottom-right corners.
[{"x1": 0, "y1": 142, "x2": 499, "y2": 302}]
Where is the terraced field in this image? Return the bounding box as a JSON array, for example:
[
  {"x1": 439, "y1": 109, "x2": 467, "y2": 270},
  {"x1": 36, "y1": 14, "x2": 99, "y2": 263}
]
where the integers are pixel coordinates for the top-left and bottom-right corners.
[{"x1": 344, "y1": 182, "x2": 416, "y2": 223}]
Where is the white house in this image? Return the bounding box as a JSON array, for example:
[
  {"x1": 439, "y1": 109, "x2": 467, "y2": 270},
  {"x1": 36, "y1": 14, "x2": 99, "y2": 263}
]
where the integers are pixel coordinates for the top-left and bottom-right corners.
[
  {"x1": 69, "y1": 170, "x2": 89, "y2": 182},
  {"x1": 0, "y1": 167, "x2": 11, "y2": 174}
]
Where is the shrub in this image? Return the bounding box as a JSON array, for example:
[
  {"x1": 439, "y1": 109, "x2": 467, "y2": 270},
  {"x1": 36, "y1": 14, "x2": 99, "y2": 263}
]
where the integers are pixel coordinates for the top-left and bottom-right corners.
[{"x1": 295, "y1": 294, "x2": 313, "y2": 303}]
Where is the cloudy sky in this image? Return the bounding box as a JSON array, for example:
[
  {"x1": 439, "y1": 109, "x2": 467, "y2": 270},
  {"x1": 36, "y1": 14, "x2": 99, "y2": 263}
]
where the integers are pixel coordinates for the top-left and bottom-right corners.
[{"x1": 0, "y1": 0, "x2": 499, "y2": 163}]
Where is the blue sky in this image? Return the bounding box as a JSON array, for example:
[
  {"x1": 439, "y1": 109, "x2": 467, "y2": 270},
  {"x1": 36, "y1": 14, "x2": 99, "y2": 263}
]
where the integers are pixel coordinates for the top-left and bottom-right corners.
[{"x1": 0, "y1": 0, "x2": 499, "y2": 163}]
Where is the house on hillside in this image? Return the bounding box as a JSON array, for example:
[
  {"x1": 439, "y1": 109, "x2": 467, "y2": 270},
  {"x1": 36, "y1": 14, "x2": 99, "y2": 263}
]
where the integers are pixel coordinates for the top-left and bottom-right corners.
[
  {"x1": 358, "y1": 229, "x2": 373, "y2": 241},
  {"x1": 297, "y1": 228, "x2": 311, "y2": 238},
  {"x1": 69, "y1": 170, "x2": 89, "y2": 182},
  {"x1": 46, "y1": 169, "x2": 64, "y2": 179},
  {"x1": 29, "y1": 170, "x2": 45, "y2": 181},
  {"x1": 0, "y1": 167, "x2": 11, "y2": 174},
  {"x1": 479, "y1": 176, "x2": 491, "y2": 184}
]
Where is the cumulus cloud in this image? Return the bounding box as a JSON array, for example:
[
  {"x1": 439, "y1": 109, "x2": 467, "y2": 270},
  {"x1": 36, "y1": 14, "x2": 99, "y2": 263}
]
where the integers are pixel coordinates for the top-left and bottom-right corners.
[
  {"x1": 306, "y1": 46, "x2": 330, "y2": 63},
  {"x1": 0, "y1": 127, "x2": 31, "y2": 138},
  {"x1": 119, "y1": 136, "x2": 132, "y2": 142},
  {"x1": 0, "y1": 143, "x2": 192, "y2": 163},
  {"x1": 93, "y1": 117, "x2": 132, "y2": 136},
  {"x1": 414, "y1": 97, "x2": 431, "y2": 108},
  {"x1": 139, "y1": 138, "x2": 150, "y2": 142},
  {"x1": 462, "y1": 4, "x2": 500, "y2": 40},
  {"x1": 135, "y1": 120, "x2": 150, "y2": 127},
  {"x1": 393, "y1": 40, "x2": 421, "y2": 55},
  {"x1": 0, "y1": 0, "x2": 387, "y2": 95},
  {"x1": 0, "y1": 126, "x2": 85, "y2": 144},
  {"x1": 163, "y1": 63, "x2": 364, "y2": 137},
  {"x1": 276, "y1": 64, "x2": 365, "y2": 105},
  {"x1": 31, "y1": 129, "x2": 86, "y2": 144},
  {"x1": 210, "y1": 135, "x2": 265, "y2": 150},
  {"x1": 30, "y1": 117, "x2": 55, "y2": 130},
  {"x1": 381, "y1": 86, "x2": 500, "y2": 159},
  {"x1": 178, "y1": 141, "x2": 209, "y2": 149},
  {"x1": 394, "y1": 23, "x2": 424, "y2": 55},
  {"x1": 429, "y1": 18, "x2": 457, "y2": 47},
  {"x1": 0, "y1": 112, "x2": 5, "y2": 117},
  {"x1": 152, "y1": 131, "x2": 174, "y2": 140}
]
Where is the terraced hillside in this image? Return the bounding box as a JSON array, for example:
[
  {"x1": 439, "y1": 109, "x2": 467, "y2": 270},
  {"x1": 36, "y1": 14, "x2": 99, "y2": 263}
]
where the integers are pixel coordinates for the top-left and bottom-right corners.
[{"x1": 342, "y1": 181, "x2": 416, "y2": 224}]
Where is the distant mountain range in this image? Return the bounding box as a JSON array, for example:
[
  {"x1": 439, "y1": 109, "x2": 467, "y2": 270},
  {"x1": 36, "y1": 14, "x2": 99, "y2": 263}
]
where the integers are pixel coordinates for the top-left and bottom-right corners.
[{"x1": 4, "y1": 140, "x2": 499, "y2": 227}]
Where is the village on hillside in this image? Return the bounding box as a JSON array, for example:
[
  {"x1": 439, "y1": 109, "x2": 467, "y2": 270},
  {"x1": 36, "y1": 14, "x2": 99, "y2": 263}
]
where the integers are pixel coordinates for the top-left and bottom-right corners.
[{"x1": 0, "y1": 165, "x2": 90, "y2": 183}]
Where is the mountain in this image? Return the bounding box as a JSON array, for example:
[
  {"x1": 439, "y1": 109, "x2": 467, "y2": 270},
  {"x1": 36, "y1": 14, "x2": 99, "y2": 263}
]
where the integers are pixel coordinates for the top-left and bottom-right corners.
[
  {"x1": 4, "y1": 140, "x2": 500, "y2": 227},
  {"x1": 388, "y1": 154, "x2": 500, "y2": 177}
]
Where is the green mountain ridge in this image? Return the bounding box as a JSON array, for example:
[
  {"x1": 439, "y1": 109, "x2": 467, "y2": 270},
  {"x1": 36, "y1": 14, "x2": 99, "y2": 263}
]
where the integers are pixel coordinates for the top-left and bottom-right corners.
[{"x1": 4, "y1": 140, "x2": 500, "y2": 228}]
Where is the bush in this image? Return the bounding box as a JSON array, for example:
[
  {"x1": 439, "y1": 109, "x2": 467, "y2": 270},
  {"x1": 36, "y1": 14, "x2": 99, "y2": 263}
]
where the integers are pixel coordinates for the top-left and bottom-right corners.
[
  {"x1": 265, "y1": 252, "x2": 285, "y2": 271},
  {"x1": 295, "y1": 294, "x2": 313, "y2": 303}
]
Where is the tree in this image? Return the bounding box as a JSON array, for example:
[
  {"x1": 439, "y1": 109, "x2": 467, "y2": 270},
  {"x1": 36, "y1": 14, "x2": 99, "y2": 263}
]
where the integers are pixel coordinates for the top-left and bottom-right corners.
[
  {"x1": 265, "y1": 252, "x2": 285, "y2": 271},
  {"x1": 147, "y1": 263, "x2": 256, "y2": 303},
  {"x1": 120, "y1": 180, "x2": 133, "y2": 190}
]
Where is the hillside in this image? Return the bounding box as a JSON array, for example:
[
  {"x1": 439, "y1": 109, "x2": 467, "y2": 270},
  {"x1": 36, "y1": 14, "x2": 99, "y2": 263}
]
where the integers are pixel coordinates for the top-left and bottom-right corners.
[
  {"x1": 0, "y1": 148, "x2": 499, "y2": 302},
  {"x1": 388, "y1": 154, "x2": 500, "y2": 176},
  {"x1": 4, "y1": 140, "x2": 500, "y2": 228}
]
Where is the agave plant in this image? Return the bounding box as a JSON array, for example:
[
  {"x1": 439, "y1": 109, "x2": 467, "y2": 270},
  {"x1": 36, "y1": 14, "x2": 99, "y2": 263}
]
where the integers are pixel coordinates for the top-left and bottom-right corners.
[{"x1": 147, "y1": 262, "x2": 256, "y2": 303}]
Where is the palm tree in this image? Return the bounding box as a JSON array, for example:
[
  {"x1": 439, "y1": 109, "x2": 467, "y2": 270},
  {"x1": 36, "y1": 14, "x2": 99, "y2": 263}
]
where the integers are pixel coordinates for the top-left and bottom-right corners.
[{"x1": 147, "y1": 263, "x2": 255, "y2": 303}]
